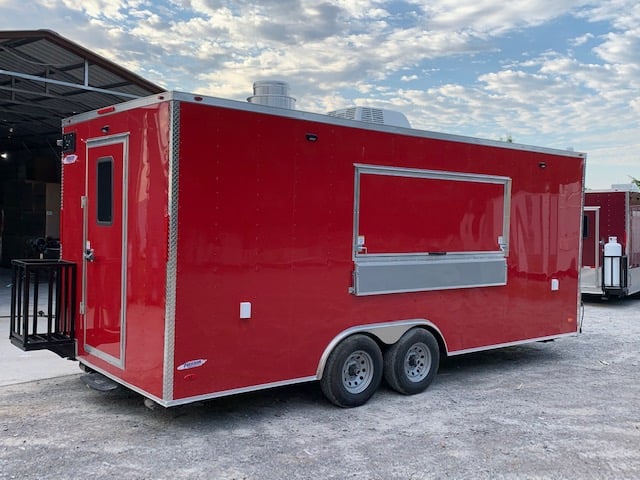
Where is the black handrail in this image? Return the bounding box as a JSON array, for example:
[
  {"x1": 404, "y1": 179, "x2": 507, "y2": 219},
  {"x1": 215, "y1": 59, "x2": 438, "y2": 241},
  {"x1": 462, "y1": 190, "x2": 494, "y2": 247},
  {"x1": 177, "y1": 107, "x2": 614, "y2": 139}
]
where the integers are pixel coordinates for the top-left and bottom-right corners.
[
  {"x1": 9, "y1": 259, "x2": 77, "y2": 358},
  {"x1": 601, "y1": 255, "x2": 628, "y2": 297}
]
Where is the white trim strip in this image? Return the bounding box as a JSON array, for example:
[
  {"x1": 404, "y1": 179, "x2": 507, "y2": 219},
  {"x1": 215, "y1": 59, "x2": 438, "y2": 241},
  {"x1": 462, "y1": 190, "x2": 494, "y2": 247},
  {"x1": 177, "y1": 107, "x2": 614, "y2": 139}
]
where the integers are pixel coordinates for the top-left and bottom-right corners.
[
  {"x1": 163, "y1": 100, "x2": 180, "y2": 402},
  {"x1": 448, "y1": 332, "x2": 579, "y2": 356}
]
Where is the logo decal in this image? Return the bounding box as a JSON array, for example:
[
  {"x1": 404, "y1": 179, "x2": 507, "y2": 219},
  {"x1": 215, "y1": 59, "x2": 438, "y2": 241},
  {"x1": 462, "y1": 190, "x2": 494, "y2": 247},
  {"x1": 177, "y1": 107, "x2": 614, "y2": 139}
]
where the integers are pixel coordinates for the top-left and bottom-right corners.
[
  {"x1": 177, "y1": 359, "x2": 207, "y2": 371},
  {"x1": 62, "y1": 154, "x2": 78, "y2": 164}
]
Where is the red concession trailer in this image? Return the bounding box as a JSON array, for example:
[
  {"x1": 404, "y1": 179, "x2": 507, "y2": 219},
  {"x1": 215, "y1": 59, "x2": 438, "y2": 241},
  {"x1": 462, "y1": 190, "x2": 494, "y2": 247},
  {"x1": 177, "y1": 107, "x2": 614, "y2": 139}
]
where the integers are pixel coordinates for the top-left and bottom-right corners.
[
  {"x1": 10, "y1": 91, "x2": 586, "y2": 408},
  {"x1": 581, "y1": 185, "x2": 640, "y2": 298}
]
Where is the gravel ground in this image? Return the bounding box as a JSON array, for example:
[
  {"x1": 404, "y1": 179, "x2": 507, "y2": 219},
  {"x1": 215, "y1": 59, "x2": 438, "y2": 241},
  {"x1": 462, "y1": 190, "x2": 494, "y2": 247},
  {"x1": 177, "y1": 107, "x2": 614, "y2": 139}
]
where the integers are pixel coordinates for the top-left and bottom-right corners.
[{"x1": 1, "y1": 295, "x2": 639, "y2": 480}]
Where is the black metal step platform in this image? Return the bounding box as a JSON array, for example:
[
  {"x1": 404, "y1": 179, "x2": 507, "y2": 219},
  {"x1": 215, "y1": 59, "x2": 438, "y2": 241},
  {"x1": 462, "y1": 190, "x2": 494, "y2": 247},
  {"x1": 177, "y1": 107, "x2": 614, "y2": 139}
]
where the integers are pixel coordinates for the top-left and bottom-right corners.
[
  {"x1": 80, "y1": 372, "x2": 121, "y2": 392},
  {"x1": 9, "y1": 259, "x2": 77, "y2": 359}
]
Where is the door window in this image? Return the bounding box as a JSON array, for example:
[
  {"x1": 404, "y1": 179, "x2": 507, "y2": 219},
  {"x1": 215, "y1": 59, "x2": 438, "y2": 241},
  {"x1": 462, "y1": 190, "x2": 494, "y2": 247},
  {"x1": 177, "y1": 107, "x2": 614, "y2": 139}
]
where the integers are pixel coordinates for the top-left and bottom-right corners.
[{"x1": 96, "y1": 157, "x2": 113, "y2": 224}]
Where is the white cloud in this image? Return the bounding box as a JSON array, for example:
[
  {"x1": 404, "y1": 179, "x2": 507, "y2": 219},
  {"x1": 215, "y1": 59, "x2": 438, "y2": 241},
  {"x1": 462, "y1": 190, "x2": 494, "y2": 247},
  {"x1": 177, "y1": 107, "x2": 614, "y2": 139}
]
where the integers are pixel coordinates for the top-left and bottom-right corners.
[
  {"x1": 570, "y1": 32, "x2": 594, "y2": 46},
  {"x1": 423, "y1": 0, "x2": 590, "y2": 35},
  {"x1": 594, "y1": 28, "x2": 640, "y2": 65},
  {"x1": 1, "y1": 0, "x2": 638, "y2": 187},
  {"x1": 60, "y1": 0, "x2": 128, "y2": 20}
]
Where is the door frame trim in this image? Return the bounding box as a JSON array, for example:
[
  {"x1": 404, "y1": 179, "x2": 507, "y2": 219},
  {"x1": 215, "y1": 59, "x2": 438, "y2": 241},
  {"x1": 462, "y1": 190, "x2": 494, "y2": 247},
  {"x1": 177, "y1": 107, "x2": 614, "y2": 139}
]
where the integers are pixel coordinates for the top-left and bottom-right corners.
[
  {"x1": 83, "y1": 133, "x2": 130, "y2": 369},
  {"x1": 580, "y1": 206, "x2": 601, "y2": 293},
  {"x1": 584, "y1": 206, "x2": 601, "y2": 270}
]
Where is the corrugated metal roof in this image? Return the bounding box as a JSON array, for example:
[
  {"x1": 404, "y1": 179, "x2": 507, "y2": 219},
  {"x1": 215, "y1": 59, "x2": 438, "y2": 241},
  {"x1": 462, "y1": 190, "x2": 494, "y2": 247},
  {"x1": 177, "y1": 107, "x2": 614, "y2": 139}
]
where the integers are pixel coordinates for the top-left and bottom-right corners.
[{"x1": 0, "y1": 29, "x2": 163, "y2": 151}]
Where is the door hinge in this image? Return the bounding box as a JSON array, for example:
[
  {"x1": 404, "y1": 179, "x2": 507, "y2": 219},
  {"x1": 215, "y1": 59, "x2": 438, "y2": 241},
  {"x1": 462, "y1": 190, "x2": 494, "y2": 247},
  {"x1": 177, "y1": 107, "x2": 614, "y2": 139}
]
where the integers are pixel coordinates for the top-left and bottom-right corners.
[
  {"x1": 81, "y1": 196, "x2": 87, "y2": 208},
  {"x1": 79, "y1": 301, "x2": 85, "y2": 315}
]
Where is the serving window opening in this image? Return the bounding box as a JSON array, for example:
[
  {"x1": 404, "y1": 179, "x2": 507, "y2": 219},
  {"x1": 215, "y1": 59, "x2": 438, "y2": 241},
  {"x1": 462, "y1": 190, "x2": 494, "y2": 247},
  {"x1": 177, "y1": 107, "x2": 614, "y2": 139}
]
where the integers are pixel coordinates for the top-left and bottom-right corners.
[{"x1": 352, "y1": 164, "x2": 511, "y2": 296}]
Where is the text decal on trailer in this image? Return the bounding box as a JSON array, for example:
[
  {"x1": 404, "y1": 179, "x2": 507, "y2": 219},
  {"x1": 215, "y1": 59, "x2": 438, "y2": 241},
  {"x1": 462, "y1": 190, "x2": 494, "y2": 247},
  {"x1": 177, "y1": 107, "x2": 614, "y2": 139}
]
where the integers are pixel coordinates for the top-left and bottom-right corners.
[{"x1": 177, "y1": 359, "x2": 208, "y2": 371}]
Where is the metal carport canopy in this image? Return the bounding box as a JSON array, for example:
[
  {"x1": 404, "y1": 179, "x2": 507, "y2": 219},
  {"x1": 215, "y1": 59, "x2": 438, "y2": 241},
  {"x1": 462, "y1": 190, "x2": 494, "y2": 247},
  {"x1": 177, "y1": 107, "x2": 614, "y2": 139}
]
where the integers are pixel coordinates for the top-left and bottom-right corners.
[{"x1": 0, "y1": 29, "x2": 163, "y2": 151}]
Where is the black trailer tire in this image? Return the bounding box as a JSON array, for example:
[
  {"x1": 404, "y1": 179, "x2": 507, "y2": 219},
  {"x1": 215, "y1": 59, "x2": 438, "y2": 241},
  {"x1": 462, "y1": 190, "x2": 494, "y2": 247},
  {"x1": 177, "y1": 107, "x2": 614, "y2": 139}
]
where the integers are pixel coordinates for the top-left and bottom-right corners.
[
  {"x1": 384, "y1": 328, "x2": 439, "y2": 395},
  {"x1": 320, "y1": 334, "x2": 383, "y2": 408}
]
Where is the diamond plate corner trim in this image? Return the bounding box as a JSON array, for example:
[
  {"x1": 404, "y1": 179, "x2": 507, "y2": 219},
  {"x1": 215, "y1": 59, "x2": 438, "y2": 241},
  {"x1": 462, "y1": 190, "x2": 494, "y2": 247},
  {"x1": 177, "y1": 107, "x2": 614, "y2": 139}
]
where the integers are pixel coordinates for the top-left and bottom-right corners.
[{"x1": 163, "y1": 100, "x2": 180, "y2": 401}]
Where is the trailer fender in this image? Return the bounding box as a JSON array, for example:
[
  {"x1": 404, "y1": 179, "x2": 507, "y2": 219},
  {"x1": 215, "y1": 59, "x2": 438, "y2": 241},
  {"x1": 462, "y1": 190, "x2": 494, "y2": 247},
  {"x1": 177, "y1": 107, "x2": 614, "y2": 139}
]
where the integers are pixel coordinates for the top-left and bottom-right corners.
[{"x1": 316, "y1": 319, "x2": 447, "y2": 380}]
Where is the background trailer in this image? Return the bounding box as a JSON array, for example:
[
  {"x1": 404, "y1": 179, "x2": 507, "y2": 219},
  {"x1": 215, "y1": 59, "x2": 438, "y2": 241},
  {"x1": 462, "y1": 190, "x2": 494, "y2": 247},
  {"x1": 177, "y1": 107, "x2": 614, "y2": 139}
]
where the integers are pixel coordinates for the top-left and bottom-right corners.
[
  {"x1": 581, "y1": 185, "x2": 640, "y2": 298},
  {"x1": 10, "y1": 91, "x2": 586, "y2": 408}
]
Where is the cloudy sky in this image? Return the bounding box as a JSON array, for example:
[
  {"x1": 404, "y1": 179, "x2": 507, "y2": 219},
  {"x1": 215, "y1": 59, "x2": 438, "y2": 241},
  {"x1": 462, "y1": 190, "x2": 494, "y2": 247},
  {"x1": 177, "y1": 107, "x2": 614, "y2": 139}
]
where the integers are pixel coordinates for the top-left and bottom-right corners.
[{"x1": 3, "y1": 0, "x2": 639, "y2": 188}]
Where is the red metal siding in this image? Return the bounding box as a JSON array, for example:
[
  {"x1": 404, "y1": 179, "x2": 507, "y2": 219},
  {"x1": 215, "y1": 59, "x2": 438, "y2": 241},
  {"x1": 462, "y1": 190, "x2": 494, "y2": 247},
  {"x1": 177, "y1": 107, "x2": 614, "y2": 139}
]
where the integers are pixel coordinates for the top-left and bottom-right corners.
[
  {"x1": 584, "y1": 191, "x2": 640, "y2": 268},
  {"x1": 171, "y1": 101, "x2": 584, "y2": 401},
  {"x1": 62, "y1": 102, "x2": 171, "y2": 397},
  {"x1": 584, "y1": 192, "x2": 628, "y2": 257},
  {"x1": 630, "y1": 193, "x2": 640, "y2": 267}
]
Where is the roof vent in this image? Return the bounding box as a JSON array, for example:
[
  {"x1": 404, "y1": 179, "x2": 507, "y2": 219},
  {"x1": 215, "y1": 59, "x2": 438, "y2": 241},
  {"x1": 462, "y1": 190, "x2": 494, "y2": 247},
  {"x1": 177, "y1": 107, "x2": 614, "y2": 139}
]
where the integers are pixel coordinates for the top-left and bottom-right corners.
[
  {"x1": 327, "y1": 107, "x2": 410, "y2": 128},
  {"x1": 247, "y1": 81, "x2": 296, "y2": 109}
]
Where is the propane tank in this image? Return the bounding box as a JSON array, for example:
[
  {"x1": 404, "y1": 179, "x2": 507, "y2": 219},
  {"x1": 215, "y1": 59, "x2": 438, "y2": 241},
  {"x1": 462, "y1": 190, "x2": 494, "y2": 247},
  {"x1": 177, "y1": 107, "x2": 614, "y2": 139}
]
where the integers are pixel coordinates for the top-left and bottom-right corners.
[{"x1": 603, "y1": 236, "x2": 622, "y2": 287}]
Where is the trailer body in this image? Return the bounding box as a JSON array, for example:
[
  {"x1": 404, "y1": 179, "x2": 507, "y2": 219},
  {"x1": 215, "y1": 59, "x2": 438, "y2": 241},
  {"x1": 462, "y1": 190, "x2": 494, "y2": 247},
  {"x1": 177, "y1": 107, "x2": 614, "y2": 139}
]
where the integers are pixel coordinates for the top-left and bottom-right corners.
[
  {"x1": 581, "y1": 187, "x2": 640, "y2": 297},
  {"x1": 11, "y1": 92, "x2": 585, "y2": 407}
]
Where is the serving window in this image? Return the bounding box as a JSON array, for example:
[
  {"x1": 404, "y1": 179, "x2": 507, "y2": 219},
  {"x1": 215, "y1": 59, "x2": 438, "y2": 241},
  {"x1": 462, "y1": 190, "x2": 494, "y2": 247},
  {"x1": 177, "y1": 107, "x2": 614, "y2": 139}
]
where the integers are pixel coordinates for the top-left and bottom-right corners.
[{"x1": 352, "y1": 164, "x2": 511, "y2": 296}]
